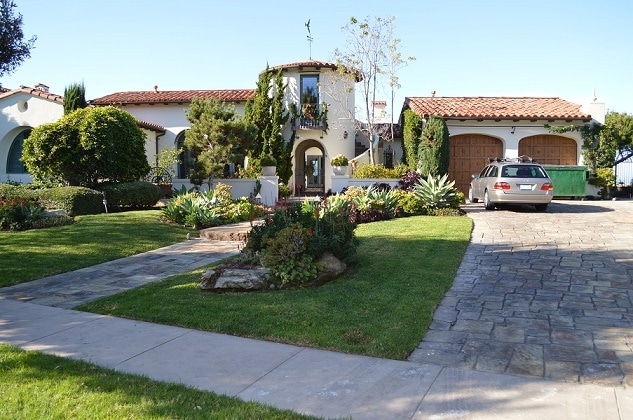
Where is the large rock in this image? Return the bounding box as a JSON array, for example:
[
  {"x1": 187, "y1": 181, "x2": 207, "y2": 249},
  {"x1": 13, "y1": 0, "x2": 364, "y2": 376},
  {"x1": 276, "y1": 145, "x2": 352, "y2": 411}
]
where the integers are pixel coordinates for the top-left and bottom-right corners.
[
  {"x1": 199, "y1": 252, "x2": 346, "y2": 292},
  {"x1": 313, "y1": 252, "x2": 347, "y2": 286},
  {"x1": 200, "y1": 267, "x2": 270, "y2": 291}
]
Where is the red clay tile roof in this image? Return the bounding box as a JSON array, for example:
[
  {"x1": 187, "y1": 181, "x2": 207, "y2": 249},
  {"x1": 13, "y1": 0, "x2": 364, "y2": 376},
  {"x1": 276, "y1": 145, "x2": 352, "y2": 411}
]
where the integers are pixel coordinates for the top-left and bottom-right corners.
[
  {"x1": 91, "y1": 89, "x2": 256, "y2": 105},
  {"x1": 135, "y1": 118, "x2": 165, "y2": 133},
  {"x1": 0, "y1": 85, "x2": 64, "y2": 103},
  {"x1": 404, "y1": 97, "x2": 592, "y2": 120},
  {"x1": 266, "y1": 60, "x2": 363, "y2": 82},
  {"x1": 267, "y1": 60, "x2": 340, "y2": 72}
]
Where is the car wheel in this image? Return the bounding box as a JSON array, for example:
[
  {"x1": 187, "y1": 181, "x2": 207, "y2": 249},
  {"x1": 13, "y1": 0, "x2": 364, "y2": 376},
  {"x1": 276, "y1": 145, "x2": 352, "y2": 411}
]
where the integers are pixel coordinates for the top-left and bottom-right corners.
[
  {"x1": 535, "y1": 204, "x2": 548, "y2": 212},
  {"x1": 468, "y1": 186, "x2": 478, "y2": 203},
  {"x1": 484, "y1": 190, "x2": 495, "y2": 210}
]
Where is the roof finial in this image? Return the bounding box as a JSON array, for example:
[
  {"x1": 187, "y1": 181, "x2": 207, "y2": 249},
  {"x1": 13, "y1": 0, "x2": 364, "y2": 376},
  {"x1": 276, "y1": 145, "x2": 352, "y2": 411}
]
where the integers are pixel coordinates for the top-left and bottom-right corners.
[
  {"x1": 592, "y1": 87, "x2": 597, "y2": 102},
  {"x1": 305, "y1": 19, "x2": 313, "y2": 59}
]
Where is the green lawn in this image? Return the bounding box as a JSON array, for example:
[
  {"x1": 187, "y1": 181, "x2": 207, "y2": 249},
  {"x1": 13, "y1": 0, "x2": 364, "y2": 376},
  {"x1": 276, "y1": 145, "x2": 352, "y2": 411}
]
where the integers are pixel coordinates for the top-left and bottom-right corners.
[
  {"x1": 1, "y1": 211, "x2": 472, "y2": 417},
  {"x1": 78, "y1": 215, "x2": 472, "y2": 360},
  {"x1": 0, "y1": 344, "x2": 316, "y2": 419},
  {"x1": 0, "y1": 210, "x2": 194, "y2": 288}
]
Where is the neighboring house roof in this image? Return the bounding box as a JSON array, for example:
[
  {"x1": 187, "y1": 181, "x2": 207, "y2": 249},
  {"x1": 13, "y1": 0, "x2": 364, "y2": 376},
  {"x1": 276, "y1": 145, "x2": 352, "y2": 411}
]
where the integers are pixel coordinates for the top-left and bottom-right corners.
[
  {"x1": 374, "y1": 123, "x2": 402, "y2": 140},
  {"x1": 0, "y1": 85, "x2": 64, "y2": 103},
  {"x1": 0, "y1": 85, "x2": 165, "y2": 133},
  {"x1": 90, "y1": 89, "x2": 256, "y2": 105},
  {"x1": 404, "y1": 97, "x2": 592, "y2": 121}
]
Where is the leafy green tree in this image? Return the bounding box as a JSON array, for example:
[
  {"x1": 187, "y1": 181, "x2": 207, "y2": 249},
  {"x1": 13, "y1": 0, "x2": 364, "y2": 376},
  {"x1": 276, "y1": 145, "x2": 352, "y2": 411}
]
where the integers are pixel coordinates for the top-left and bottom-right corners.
[
  {"x1": 0, "y1": 0, "x2": 36, "y2": 77},
  {"x1": 604, "y1": 112, "x2": 633, "y2": 165},
  {"x1": 185, "y1": 97, "x2": 257, "y2": 187},
  {"x1": 548, "y1": 111, "x2": 633, "y2": 173},
  {"x1": 418, "y1": 115, "x2": 450, "y2": 177},
  {"x1": 22, "y1": 106, "x2": 150, "y2": 188},
  {"x1": 402, "y1": 109, "x2": 423, "y2": 168},
  {"x1": 63, "y1": 82, "x2": 87, "y2": 114}
]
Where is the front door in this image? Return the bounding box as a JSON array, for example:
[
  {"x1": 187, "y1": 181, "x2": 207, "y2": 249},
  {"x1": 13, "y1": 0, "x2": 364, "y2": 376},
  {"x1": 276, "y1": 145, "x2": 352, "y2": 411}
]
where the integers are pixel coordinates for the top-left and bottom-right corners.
[{"x1": 306, "y1": 155, "x2": 324, "y2": 190}]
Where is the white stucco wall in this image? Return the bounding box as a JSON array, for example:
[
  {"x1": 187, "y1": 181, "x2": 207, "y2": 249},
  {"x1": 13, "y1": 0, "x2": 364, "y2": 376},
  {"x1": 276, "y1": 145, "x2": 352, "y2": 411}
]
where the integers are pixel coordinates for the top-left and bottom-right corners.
[
  {"x1": 279, "y1": 66, "x2": 358, "y2": 192},
  {"x1": 0, "y1": 93, "x2": 64, "y2": 182}
]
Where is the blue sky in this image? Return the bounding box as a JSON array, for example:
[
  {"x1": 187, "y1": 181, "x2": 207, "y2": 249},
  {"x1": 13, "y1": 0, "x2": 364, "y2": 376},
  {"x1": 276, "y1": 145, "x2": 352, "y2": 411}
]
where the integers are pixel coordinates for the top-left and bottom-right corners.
[{"x1": 2, "y1": 0, "x2": 632, "y2": 116}]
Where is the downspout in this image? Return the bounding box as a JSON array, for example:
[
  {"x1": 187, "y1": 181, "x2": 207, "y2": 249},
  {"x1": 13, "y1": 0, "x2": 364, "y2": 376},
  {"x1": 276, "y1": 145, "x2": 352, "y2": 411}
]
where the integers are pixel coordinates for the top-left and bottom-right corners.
[{"x1": 155, "y1": 131, "x2": 165, "y2": 167}]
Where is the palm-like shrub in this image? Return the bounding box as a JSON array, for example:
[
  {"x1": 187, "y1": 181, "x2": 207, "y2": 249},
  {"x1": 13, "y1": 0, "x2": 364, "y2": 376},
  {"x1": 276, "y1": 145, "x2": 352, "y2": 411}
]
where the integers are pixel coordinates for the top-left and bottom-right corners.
[{"x1": 413, "y1": 174, "x2": 458, "y2": 209}]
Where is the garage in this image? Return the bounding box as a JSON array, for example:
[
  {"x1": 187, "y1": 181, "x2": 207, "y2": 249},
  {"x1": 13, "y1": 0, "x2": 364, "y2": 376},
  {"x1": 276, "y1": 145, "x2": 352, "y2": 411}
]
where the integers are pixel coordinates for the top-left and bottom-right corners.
[
  {"x1": 518, "y1": 135, "x2": 577, "y2": 165},
  {"x1": 449, "y1": 134, "x2": 503, "y2": 194}
]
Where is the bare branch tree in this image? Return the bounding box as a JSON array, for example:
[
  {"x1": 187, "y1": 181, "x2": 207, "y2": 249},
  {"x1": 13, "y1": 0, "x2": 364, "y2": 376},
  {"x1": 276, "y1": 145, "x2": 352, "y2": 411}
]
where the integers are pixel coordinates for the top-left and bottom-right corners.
[{"x1": 332, "y1": 16, "x2": 414, "y2": 164}]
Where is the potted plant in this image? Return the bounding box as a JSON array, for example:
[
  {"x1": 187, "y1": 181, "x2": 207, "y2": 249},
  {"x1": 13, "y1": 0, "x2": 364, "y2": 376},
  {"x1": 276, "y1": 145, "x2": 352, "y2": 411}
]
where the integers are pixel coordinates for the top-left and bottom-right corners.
[
  {"x1": 260, "y1": 154, "x2": 277, "y2": 176},
  {"x1": 150, "y1": 146, "x2": 182, "y2": 198},
  {"x1": 331, "y1": 154, "x2": 349, "y2": 175}
]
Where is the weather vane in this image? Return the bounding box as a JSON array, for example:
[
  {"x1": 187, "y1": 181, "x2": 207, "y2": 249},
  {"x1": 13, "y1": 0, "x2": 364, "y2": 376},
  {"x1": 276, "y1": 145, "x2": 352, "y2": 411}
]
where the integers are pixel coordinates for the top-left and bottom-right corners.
[{"x1": 305, "y1": 19, "x2": 313, "y2": 59}]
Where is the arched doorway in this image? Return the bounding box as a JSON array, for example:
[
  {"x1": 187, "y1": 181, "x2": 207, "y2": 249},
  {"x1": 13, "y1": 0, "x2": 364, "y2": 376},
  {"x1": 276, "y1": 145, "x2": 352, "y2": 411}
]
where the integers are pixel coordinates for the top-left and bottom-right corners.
[
  {"x1": 449, "y1": 134, "x2": 504, "y2": 194},
  {"x1": 519, "y1": 135, "x2": 577, "y2": 165},
  {"x1": 294, "y1": 139, "x2": 325, "y2": 196}
]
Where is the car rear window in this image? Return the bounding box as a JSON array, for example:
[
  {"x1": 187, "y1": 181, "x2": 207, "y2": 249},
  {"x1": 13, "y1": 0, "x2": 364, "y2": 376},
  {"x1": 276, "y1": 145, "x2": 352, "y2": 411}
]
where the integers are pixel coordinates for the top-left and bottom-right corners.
[{"x1": 502, "y1": 165, "x2": 547, "y2": 178}]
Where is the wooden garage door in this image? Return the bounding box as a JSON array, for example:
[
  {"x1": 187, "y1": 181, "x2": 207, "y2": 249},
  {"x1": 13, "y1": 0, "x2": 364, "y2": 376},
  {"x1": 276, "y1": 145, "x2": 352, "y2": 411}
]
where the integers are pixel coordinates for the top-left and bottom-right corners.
[
  {"x1": 449, "y1": 134, "x2": 503, "y2": 194},
  {"x1": 519, "y1": 135, "x2": 577, "y2": 165}
]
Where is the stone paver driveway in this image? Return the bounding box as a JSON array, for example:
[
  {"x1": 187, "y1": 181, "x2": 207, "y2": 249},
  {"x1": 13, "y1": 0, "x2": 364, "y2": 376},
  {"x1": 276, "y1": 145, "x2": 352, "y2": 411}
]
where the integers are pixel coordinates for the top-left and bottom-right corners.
[{"x1": 409, "y1": 200, "x2": 633, "y2": 387}]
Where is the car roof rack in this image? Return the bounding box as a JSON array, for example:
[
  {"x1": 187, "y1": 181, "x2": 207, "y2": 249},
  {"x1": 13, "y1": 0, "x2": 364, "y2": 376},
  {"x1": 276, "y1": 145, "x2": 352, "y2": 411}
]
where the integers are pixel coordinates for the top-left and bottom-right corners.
[{"x1": 487, "y1": 156, "x2": 538, "y2": 163}]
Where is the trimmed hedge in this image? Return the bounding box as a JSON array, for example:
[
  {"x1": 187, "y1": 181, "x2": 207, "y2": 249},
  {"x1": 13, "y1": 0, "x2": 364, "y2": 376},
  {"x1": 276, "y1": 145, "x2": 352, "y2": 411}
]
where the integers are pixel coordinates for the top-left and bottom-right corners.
[
  {"x1": 38, "y1": 187, "x2": 104, "y2": 216},
  {"x1": 99, "y1": 182, "x2": 161, "y2": 209}
]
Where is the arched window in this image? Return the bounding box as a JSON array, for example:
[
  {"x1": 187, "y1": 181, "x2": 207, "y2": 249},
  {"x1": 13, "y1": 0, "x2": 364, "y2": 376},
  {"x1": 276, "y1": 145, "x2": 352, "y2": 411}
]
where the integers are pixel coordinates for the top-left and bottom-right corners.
[
  {"x1": 175, "y1": 130, "x2": 195, "y2": 179},
  {"x1": 7, "y1": 129, "x2": 31, "y2": 173}
]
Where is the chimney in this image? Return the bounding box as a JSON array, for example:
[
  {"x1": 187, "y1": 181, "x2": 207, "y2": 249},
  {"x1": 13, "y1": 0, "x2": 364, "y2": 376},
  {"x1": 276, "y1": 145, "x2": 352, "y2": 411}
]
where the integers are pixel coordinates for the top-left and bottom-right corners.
[
  {"x1": 154, "y1": 85, "x2": 158, "y2": 93},
  {"x1": 373, "y1": 100, "x2": 388, "y2": 122},
  {"x1": 35, "y1": 83, "x2": 49, "y2": 93}
]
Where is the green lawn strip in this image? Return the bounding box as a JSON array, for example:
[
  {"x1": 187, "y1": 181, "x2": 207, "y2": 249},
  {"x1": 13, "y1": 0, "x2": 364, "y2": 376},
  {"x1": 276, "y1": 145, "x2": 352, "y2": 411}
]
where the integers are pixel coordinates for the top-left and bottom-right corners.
[
  {"x1": 78, "y1": 216, "x2": 472, "y2": 360},
  {"x1": 0, "y1": 210, "x2": 194, "y2": 288},
  {"x1": 0, "y1": 344, "x2": 315, "y2": 419}
]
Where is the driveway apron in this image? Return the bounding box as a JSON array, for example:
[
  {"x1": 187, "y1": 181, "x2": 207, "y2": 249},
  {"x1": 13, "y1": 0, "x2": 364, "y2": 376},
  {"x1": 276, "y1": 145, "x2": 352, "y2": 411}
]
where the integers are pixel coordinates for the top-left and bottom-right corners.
[{"x1": 409, "y1": 200, "x2": 633, "y2": 386}]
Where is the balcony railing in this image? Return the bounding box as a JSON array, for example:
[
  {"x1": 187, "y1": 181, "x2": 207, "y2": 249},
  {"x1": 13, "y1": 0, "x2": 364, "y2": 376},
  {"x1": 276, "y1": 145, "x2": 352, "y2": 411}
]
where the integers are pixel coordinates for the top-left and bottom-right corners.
[{"x1": 292, "y1": 117, "x2": 327, "y2": 131}]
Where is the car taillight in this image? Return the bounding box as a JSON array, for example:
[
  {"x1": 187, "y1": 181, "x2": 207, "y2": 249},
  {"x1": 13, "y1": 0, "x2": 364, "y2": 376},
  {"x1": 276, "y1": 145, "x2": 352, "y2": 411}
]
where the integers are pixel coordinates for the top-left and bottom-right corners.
[
  {"x1": 541, "y1": 182, "x2": 553, "y2": 191},
  {"x1": 493, "y1": 182, "x2": 511, "y2": 190}
]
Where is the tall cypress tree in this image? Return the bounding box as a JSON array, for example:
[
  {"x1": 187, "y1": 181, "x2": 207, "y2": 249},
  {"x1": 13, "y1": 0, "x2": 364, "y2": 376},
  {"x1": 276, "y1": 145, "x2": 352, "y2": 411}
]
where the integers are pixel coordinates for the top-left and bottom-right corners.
[
  {"x1": 63, "y1": 82, "x2": 87, "y2": 114},
  {"x1": 244, "y1": 66, "x2": 273, "y2": 158},
  {"x1": 418, "y1": 115, "x2": 450, "y2": 177},
  {"x1": 402, "y1": 109, "x2": 423, "y2": 168},
  {"x1": 244, "y1": 67, "x2": 291, "y2": 184},
  {"x1": 268, "y1": 69, "x2": 291, "y2": 183}
]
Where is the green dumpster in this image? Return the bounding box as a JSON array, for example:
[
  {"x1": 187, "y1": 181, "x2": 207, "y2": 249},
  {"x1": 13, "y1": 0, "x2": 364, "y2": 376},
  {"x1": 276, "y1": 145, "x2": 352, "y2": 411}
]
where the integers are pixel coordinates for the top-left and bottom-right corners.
[{"x1": 542, "y1": 165, "x2": 587, "y2": 198}]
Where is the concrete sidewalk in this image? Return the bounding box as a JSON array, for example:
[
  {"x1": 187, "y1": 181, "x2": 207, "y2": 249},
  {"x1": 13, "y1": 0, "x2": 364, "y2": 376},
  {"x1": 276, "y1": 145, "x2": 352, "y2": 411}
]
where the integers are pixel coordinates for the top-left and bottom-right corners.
[{"x1": 1, "y1": 297, "x2": 631, "y2": 419}]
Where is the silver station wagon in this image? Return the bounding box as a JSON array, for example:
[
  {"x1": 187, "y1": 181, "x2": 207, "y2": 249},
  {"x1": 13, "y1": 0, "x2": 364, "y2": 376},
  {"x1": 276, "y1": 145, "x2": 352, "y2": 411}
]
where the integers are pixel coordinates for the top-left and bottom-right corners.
[{"x1": 468, "y1": 157, "x2": 554, "y2": 211}]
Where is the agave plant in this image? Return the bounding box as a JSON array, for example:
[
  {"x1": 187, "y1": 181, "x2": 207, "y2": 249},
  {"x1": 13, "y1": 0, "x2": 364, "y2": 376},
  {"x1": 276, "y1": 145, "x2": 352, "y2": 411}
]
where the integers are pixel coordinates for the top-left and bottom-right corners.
[
  {"x1": 413, "y1": 174, "x2": 458, "y2": 209},
  {"x1": 366, "y1": 186, "x2": 400, "y2": 212}
]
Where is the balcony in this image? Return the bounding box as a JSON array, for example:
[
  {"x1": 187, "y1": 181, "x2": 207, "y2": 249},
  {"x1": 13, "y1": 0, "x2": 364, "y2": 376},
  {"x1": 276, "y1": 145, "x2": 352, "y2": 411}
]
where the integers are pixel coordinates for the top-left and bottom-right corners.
[{"x1": 290, "y1": 103, "x2": 328, "y2": 132}]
